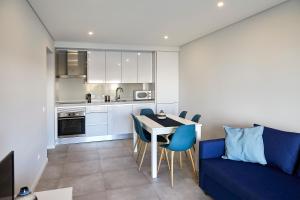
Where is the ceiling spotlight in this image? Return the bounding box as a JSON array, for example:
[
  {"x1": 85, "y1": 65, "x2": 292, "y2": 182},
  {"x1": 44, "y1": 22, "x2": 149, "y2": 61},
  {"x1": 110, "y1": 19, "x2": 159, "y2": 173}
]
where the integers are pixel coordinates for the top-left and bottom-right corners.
[
  {"x1": 88, "y1": 31, "x2": 94, "y2": 36},
  {"x1": 164, "y1": 35, "x2": 169, "y2": 40},
  {"x1": 217, "y1": 1, "x2": 224, "y2": 8}
]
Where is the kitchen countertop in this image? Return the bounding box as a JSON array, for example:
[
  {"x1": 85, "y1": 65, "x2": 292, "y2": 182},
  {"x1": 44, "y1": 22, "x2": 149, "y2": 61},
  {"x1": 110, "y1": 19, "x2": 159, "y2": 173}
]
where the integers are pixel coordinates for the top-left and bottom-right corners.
[{"x1": 55, "y1": 100, "x2": 155, "y2": 108}]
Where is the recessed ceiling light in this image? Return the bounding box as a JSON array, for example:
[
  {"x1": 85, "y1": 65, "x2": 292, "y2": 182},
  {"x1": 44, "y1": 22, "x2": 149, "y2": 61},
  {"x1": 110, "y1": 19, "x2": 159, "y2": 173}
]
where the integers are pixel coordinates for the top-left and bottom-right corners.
[
  {"x1": 137, "y1": 52, "x2": 141, "y2": 56},
  {"x1": 164, "y1": 35, "x2": 169, "y2": 40},
  {"x1": 88, "y1": 31, "x2": 94, "y2": 36},
  {"x1": 217, "y1": 1, "x2": 224, "y2": 8}
]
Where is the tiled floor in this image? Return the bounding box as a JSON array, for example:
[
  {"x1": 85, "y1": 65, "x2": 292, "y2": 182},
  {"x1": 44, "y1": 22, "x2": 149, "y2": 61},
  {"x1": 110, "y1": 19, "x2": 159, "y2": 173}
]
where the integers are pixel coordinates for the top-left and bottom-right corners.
[{"x1": 36, "y1": 139, "x2": 211, "y2": 200}]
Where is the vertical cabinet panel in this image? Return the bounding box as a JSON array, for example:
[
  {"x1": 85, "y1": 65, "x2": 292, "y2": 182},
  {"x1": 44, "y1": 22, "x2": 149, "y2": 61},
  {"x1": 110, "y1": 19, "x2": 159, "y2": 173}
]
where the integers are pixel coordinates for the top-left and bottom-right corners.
[
  {"x1": 106, "y1": 51, "x2": 122, "y2": 83},
  {"x1": 138, "y1": 52, "x2": 153, "y2": 83},
  {"x1": 122, "y1": 52, "x2": 138, "y2": 83},
  {"x1": 87, "y1": 51, "x2": 106, "y2": 83},
  {"x1": 108, "y1": 104, "x2": 133, "y2": 135},
  {"x1": 156, "y1": 51, "x2": 179, "y2": 103}
]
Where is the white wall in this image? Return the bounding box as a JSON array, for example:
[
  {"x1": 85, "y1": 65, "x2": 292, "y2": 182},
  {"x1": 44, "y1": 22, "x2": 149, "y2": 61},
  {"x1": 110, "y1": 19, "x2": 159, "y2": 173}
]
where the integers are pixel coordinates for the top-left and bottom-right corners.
[
  {"x1": 0, "y1": 0, "x2": 54, "y2": 192},
  {"x1": 179, "y1": 0, "x2": 300, "y2": 140}
]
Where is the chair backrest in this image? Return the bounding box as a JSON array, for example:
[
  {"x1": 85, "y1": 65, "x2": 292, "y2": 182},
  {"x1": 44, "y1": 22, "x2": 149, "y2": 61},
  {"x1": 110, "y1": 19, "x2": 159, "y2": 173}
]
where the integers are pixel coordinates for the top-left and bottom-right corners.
[
  {"x1": 179, "y1": 111, "x2": 188, "y2": 118},
  {"x1": 131, "y1": 114, "x2": 149, "y2": 142},
  {"x1": 191, "y1": 114, "x2": 201, "y2": 123},
  {"x1": 168, "y1": 124, "x2": 196, "y2": 151},
  {"x1": 140, "y1": 108, "x2": 154, "y2": 115}
]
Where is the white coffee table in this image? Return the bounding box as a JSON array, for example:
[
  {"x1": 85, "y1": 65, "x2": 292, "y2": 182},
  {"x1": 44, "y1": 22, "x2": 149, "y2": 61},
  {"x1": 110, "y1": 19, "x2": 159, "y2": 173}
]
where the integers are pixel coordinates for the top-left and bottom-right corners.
[{"x1": 35, "y1": 187, "x2": 72, "y2": 200}]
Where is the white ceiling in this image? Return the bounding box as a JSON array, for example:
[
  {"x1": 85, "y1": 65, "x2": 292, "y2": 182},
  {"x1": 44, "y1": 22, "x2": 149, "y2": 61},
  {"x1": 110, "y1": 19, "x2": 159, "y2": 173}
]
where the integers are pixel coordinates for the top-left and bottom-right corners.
[{"x1": 28, "y1": 0, "x2": 287, "y2": 46}]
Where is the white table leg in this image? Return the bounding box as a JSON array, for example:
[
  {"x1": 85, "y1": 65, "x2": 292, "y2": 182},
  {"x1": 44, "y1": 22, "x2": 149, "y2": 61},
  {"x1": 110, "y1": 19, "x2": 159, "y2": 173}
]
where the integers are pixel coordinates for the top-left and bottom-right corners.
[
  {"x1": 151, "y1": 133, "x2": 158, "y2": 178},
  {"x1": 195, "y1": 124, "x2": 202, "y2": 173},
  {"x1": 133, "y1": 121, "x2": 138, "y2": 153}
]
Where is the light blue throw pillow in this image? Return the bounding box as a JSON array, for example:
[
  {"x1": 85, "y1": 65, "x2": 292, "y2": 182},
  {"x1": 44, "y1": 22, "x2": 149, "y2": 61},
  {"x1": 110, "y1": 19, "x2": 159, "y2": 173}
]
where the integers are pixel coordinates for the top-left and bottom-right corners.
[{"x1": 223, "y1": 126, "x2": 267, "y2": 165}]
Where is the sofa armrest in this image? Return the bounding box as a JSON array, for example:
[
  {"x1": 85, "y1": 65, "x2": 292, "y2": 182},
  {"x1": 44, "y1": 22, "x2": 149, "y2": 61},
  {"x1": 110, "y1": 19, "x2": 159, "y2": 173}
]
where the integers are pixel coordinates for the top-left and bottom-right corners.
[{"x1": 199, "y1": 139, "x2": 225, "y2": 159}]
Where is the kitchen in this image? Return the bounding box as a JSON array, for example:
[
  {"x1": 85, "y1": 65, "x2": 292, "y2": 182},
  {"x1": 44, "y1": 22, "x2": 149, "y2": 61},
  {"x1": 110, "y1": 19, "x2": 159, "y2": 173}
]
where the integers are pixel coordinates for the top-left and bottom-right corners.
[{"x1": 52, "y1": 46, "x2": 179, "y2": 147}]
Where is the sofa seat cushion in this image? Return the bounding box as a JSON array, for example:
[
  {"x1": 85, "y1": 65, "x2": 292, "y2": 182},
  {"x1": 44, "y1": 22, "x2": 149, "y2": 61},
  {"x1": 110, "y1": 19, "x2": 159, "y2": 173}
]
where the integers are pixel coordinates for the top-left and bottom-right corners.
[{"x1": 201, "y1": 159, "x2": 300, "y2": 200}]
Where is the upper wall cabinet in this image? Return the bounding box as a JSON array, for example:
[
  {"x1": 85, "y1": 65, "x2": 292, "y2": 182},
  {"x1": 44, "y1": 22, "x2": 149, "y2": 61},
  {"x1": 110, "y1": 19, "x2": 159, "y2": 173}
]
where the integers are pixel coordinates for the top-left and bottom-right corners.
[
  {"x1": 138, "y1": 52, "x2": 153, "y2": 83},
  {"x1": 87, "y1": 51, "x2": 106, "y2": 83},
  {"x1": 106, "y1": 51, "x2": 122, "y2": 83},
  {"x1": 156, "y1": 51, "x2": 179, "y2": 103},
  {"x1": 122, "y1": 52, "x2": 138, "y2": 83}
]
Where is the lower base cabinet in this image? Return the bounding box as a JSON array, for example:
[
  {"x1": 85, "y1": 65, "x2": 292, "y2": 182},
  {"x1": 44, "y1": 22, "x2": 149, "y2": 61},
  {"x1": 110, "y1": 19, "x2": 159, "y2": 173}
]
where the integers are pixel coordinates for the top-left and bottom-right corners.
[{"x1": 107, "y1": 104, "x2": 133, "y2": 135}]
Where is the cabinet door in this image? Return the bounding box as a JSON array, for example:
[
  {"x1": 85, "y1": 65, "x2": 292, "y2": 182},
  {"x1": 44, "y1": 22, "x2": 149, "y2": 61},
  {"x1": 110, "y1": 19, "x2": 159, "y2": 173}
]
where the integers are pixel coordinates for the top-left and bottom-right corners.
[
  {"x1": 86, "y1": 112, "x2": 108, "y2": 136},
  {"x1": 106, "y1": 51, "x2": 122, "y2": 83},
  {"x1": 122, "y1": 52, "x2": 138, "y2": 83},
  {"x1": 87, "y1": 51, "x2": 106, "y2": 83},
  {"x1": 108, "y1": 104, "x2": 133, "y2": 135},
  {"x1": 157, "y1": 103, "x2": 178, "y2": 115},
  {"x1": 132, "y1": 103, "x2": 156, "y2": 115},
  {"x1": 156, "y1": 51, "x2": 179, "y2": 103},
  {"x1": 138, "y1": 52, "x2": 153, "y2": 83}
]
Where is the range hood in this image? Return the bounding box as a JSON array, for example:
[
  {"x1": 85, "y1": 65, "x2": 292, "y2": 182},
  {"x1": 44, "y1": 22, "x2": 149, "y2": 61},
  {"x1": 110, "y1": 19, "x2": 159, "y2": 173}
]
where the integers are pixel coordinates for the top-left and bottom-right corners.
[{"x1": 56, "y1": 50, "x2": 87, "y2": 78}]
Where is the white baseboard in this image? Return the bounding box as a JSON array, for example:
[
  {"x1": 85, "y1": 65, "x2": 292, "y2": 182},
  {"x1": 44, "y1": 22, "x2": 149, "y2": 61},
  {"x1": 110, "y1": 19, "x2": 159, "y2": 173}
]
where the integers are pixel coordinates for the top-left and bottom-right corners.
[
  {"x1": 32, "y1": 157, "x2": 48, "y2": 192},
  {"x1": 47, "y1": 145, "x2": 55, "y2": 150}
]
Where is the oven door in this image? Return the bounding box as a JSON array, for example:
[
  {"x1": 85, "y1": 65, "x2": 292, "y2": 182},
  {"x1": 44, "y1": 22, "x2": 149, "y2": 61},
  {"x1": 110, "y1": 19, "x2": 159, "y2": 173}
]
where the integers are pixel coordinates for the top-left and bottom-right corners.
[{"x1": 58, "y1": 116, "x2": 85, "y2": 137}]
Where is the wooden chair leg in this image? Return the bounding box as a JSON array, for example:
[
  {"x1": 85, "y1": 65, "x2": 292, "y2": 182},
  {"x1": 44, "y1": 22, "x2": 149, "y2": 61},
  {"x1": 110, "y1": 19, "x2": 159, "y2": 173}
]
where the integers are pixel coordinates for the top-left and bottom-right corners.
[
  {"x1": 179, "y1": 152, "x2": 183, "y2": 169},
  {"x1": 164, "y1": 149, "x2": 170, "y2": 171},
  {"x1": 170, "y1": 151, "x2": 174, "y2": 188},
  {"x1": 138, "y1": 143, "x2": 148, "y2": 171},
  {"x1": 133, "y1": 138, "x2": 140, "y2": 155},
  {"x1": 188, "y1": 149, "x2": 196, "y2": 175},
  {"x1": 136, "y1": 141, "x2": 143, "y2": 162},
  {"x1": 158, "y1": 148, "x2": 164, "y2": 173}
]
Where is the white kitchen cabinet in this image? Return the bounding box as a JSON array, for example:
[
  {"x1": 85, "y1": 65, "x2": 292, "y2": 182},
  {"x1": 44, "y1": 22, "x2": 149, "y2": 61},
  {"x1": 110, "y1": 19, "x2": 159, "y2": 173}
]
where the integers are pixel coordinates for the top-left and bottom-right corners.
[
  {"x1": 106, "y1": 51, "x2": 122, "y2": 83},
  {"x1": 87, "y1": 51, "x2": 106, "y2": 83},
  {"x1": 156, "y1": 51, "x2": 179, "y2": 103},
  {"x1": 138, "y1": 52, "x2": 153, "y2": 83},
  {"x1": 122, "y1": 52, "x2": 138, "y2": 83},
  {"x1": 86, "y1": 105, "x2": 108, "y2": 136},
  {"x1": 157, "y1": 103, "x2": 178, "y2": 115},
  {"x1": 108, "y1": 104, "x2": 133, "y2": 135},
  {"x1": 132, "y1": 102, "x2": 156, "y2": 115}
]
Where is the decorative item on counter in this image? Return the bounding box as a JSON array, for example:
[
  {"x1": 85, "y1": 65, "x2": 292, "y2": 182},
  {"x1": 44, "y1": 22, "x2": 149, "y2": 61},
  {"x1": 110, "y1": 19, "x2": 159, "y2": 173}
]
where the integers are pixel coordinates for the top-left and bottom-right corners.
[
  {"x1": 105, "y1": 95, "x2": 111, "y2": 102},
  {"x1": 157, "y1": 110, "x2": 167, "y2": 119},
  {"x1": 86, "y1": 93, "x2": 92, "y2": 103},
  {"x1": 16, "y1": 187, "x2": 38, "y2": 200}
]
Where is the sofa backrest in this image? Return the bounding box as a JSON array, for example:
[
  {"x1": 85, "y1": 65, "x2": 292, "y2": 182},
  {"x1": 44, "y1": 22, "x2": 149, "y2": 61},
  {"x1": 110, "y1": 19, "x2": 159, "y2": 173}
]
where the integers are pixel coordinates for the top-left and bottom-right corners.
[{"x1": 254, "y1": 124, "x2": 300, "y2": 175}]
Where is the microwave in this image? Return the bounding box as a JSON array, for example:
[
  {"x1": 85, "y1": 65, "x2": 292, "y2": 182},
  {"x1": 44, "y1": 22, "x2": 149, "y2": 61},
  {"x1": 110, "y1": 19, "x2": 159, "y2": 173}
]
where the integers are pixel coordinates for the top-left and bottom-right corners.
[{"x1": 134, "y1": 90, "x2": 152, "y2": 100}]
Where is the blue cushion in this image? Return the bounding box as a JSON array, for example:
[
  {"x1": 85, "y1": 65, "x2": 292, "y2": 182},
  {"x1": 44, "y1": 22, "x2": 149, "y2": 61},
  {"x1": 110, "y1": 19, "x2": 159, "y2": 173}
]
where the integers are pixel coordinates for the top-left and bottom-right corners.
[
  {"x1": 201, "y1": 158, "x2": 300, "y2": 200},
  {"x1": 223, "y1": 126, "x2": 267, "y2": 165},
  {"x1": 254, "y1": 124, "x2": 300, "y2": 174}
]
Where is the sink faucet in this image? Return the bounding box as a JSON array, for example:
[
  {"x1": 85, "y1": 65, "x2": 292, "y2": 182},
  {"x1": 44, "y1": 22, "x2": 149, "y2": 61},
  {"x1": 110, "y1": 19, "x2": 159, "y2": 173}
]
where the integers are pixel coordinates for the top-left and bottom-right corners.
[{"x1": 115, "y1": 87, "x2": 124, "y2": 101}]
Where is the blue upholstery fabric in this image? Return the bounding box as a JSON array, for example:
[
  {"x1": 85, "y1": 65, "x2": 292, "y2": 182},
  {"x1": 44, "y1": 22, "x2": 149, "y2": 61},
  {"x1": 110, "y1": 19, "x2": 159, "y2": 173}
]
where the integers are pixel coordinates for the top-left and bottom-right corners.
[
  {"x1": 191, "y1": 114, "x2": 201, "y2": 123},
  {"x1": 140, "y1": 108, "x2": 154, "y2": 115},
  {"x1": 201, "y1": 158, "x2": 300, "y2": 200},
  {"x1": 163, "y1": 125, "x2": 195, "y2": 151},
  {"x1": 223, "y1": 126, "x2": 267, "y2": 165},
  {"x1": 254, "y1": 124, "x2": 300, "y2": 174},
  {"x1": 179, "y1": 111, "x2": 188, "y2": 118},
  {"x1": 199, "y1": 139, "x2": 225, "y2": 159}
]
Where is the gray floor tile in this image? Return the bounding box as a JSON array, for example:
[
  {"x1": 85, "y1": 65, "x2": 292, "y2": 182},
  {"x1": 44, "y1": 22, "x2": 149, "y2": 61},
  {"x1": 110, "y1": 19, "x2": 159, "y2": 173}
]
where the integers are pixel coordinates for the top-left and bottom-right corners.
[
  {"x1": 48, "y1": 153, "x2": 67, "y2": 165},
  {"x1": 40, "y1": 164, "x2": 64, "y2": 180},
  {"x1": 63, "y1": 160, "x2": 101, "y2": 177},
  {"x1": 103, "y1": 168, "x2": 149, "y2": 190},
  {"x1": 107, "y1": 184, "x2": 159, "y2": 200},
  {"x1": 48, "y1": 144, "x2": 68, "y2": 154},
  {"x1": 96, "y1": 140, "x2": 127, "y2": 149},
  {"x1": 100, "y1": 156, "x2": 137, "y2": 172},
  {"x1": 98, "y1": 147, "x2": 132, "y2": 159},
  {"x1": 58, "y1": 174, "x2": 106, "y2": 197},
  {"x1": 68, "y1": 143, "x2": 98, "y2": 152},
  {"x1": 74, "y1": 191, "x2": 107, "y2": 200},
  {"x1": 35, "y1": 179, "x2": 59, "y2": 192},
  {"x1": 66, "y1": 150, "x2": 99, "y2": 163}
]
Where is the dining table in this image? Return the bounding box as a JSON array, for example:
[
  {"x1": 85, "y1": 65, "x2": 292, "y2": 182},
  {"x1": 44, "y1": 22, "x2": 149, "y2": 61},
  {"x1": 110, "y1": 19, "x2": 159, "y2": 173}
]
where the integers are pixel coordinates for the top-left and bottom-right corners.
[{"x1": 133, "y1": 114, "x2": 202, "y2": 179}]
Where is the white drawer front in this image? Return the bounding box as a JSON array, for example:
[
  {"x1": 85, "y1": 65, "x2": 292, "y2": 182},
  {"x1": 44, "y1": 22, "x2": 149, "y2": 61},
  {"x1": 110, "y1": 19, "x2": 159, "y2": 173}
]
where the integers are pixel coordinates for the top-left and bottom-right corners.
[
  {"x1": 86, "y1": 124, "x2": 107, "y2": 136},
  {"x1": 86, "y1": 105, "x2": 108, "y2": 113},
  {"x1": 86, "y1": 113, "x2": 107, "y2": 125}
]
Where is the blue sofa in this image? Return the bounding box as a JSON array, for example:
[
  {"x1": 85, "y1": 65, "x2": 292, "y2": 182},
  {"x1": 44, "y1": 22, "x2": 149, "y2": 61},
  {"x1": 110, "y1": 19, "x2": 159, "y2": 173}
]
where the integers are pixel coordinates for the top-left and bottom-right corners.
[{"x1": 199, "y1": 125, "x2": 300, "y2": 200}]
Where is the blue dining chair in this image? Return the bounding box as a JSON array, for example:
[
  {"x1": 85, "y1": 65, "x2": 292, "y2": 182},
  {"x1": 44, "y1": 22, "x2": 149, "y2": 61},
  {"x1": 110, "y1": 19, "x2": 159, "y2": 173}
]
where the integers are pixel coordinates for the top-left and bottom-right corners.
[
  {"x1": 131, "y1": 114, "x2": 167, "y2": 171},
  {"x1": 158, "y1": 124, "x2": 196, "y2": 187},
  {"x1": 191, "y1": 114, "x2": 201, "y2": 123},
  {"x1": 179, "y1": 111, "x2": 188, "y2": 118},
  {"x1": 140, "y1": 108, "x2": 154, "y2": 115}
]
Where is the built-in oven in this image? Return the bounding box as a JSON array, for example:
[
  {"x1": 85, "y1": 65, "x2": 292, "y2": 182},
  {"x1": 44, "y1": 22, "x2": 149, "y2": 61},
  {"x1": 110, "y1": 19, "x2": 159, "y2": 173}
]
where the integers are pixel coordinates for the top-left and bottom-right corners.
[{"x1": 58, "y1": 109, "x2": 85, "y2": 137}]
